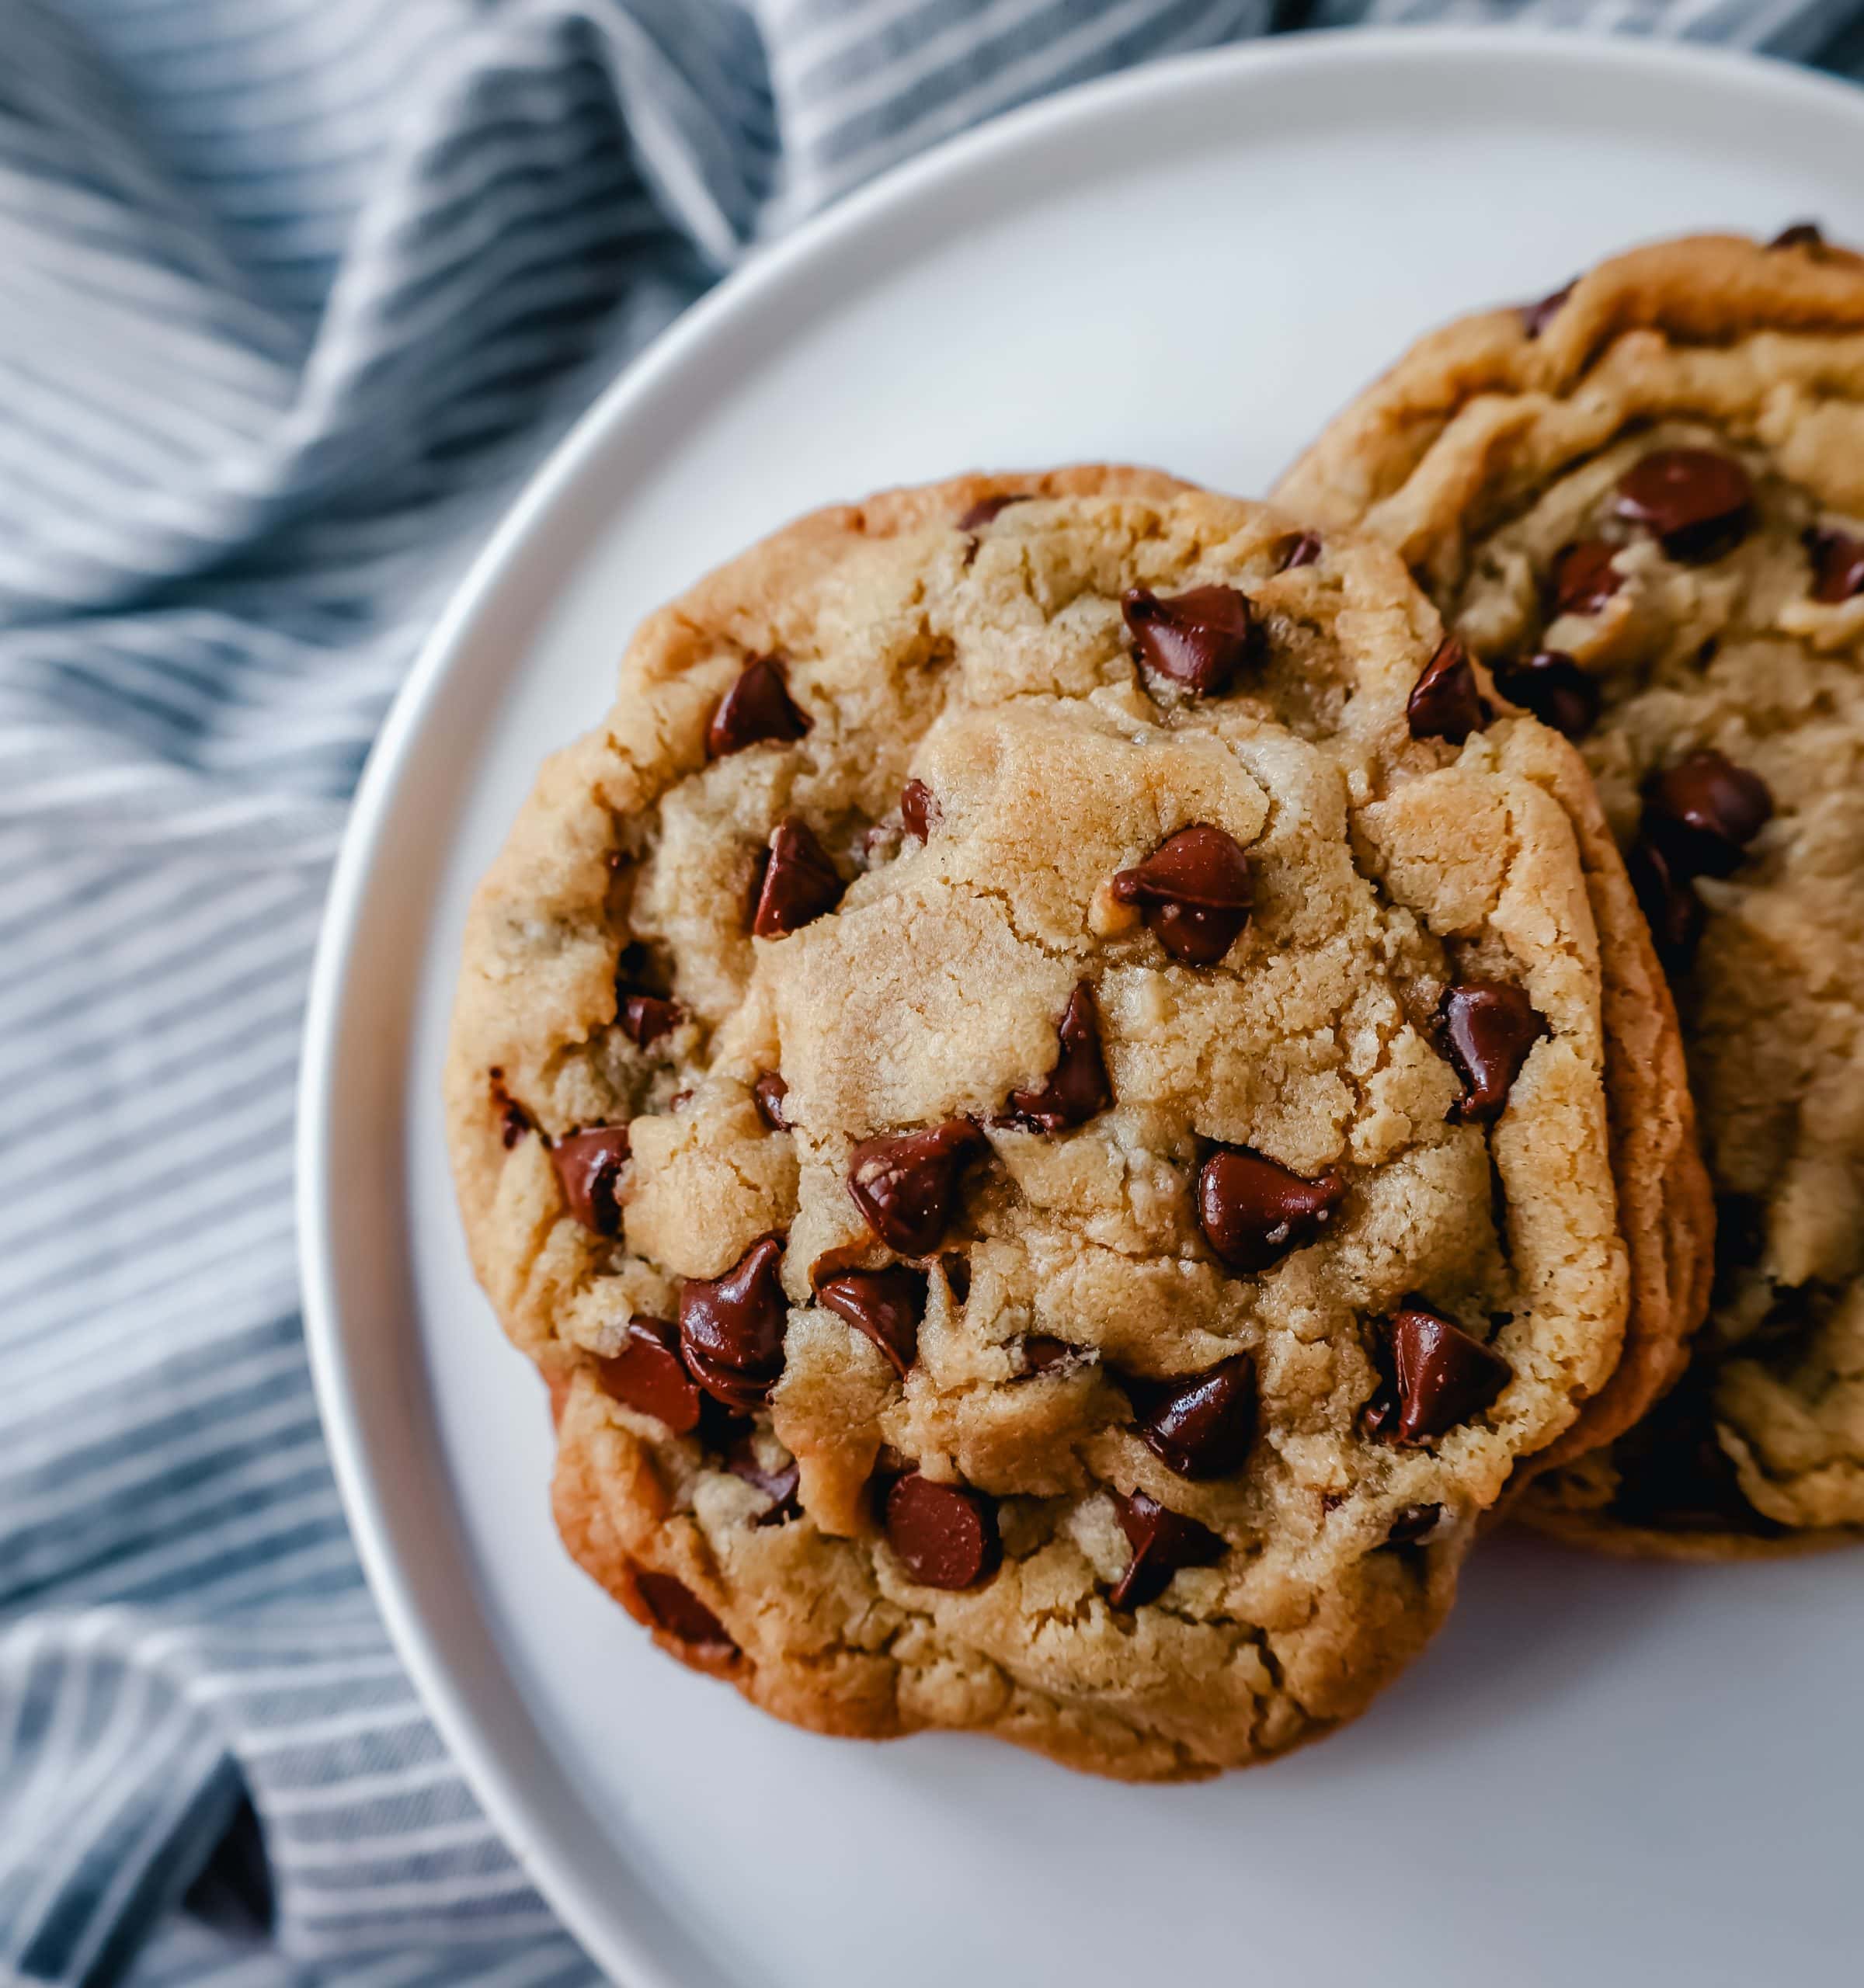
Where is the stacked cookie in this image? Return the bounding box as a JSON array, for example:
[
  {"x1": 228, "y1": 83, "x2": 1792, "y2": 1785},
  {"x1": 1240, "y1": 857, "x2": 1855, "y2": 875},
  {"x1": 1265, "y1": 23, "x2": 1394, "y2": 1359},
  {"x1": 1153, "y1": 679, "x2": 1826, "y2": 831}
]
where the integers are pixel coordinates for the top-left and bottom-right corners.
[{"x1": 447, "y1": 228, "x2": 1859, "y2": 1783}]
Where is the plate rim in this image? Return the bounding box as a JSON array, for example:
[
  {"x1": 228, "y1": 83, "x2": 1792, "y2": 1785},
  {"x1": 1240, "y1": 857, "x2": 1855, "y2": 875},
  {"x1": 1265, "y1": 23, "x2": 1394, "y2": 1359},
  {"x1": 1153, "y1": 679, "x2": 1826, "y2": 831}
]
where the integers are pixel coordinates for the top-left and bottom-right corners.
[{"x1": 297, "y1": 26, "x2": 1864, "y2": 1983}]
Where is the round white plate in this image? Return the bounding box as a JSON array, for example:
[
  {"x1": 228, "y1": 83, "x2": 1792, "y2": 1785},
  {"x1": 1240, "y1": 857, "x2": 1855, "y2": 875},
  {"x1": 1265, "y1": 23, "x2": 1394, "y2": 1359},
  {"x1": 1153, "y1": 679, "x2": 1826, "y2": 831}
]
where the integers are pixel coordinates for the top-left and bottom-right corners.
[{"x1": 301, "y1": 30, "x2": 1864, "y2": 1988}]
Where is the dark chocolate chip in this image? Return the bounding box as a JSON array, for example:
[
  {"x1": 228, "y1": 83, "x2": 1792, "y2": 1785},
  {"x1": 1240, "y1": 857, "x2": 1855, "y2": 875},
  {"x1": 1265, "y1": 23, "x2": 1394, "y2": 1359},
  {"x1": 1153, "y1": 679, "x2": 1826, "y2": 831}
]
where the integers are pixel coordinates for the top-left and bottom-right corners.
[
  {"x1": 816, "y1": 1267, "x2": 927, "y2": 1378},
  {"x1": 1806, "y1": 526, "x2": 1864, "y2": 603},
  {"x1": 1546, "y1": 538, "x2": 1625, "y2": 619},
  {"x1": 1195, "y1": 1147, "x2": 1346, "y2": 1273},
  {"x1": 1122, "y1": 585, "x2": 1258, "y2": 697},
  {"x1": 749, "y1": 817, "x2": 843, "y2": 937},
  {"x1": 1382, "y1": 1501, "x2": 1444, "y2": 1548},
  {"x1": 707, "y1": 655, "x2": 810, "y2": 759},
  {"x1": 1628, "y1": 835, "x2": 1705, "y2": 971},
  {"x1": 885, "y1": 1472, "x2": 999, "y2": 1589},
  {"x1": 635, "y1": 1570, "x2": 734, "y2": 1649},
  {"x1": 753, "y1": 1071, "x2": 789, "y2": 1130},
  {"x1": 1278, "y1": 531, "x2": 1323, "y2": 572},
  {"x1": 678, "y1": 1235, "x2": 788, "y2": 1407},
  {"x1": 1021, "y1": 1335, "x2": 1082, "y2": 1377},
  {"x1": 1643, "y1": 749, "x2": 1773, "y2": 879},
  {"x1": 551, "y1": 1124, "x2": 631, "y2": 1236},
  {"x1": 1132, "y1": 1354, "x2": 1257, "y2": 1480},
  {"x1": 725, "y1": 1436, "x2": 801, "y2": 1523},
  {"x1": 1520, "y1": 280, "x2": 1575, "y2": 339},
  {"x1": 616, "y1": 988, "x2": 680, "y2": 1050},
  {"x1": 1492, "y1": 649, "x2": 1601, "y2": 739},
  {"x1": 1109, "y1": 824, "x2": 1253, "y2": 966},
  {"x1": 900, "y1": 778, "x2": 939, "y2": 842},
  {"x1": 1407, "y1": 636, "x2": 1490, "y2": 746},
  {"x1": 1003, "y1": 982, "x2": 1110, "y2": 1131},
  {"x1": 846, "y1": 1120, "x2": 985, "y2": 1256},
  {"x1": 593, "y1": 1317, "x2": 701, "y2": 1434},
  {"x1": 956, "y1": 492, "x2": 1031, "y2": 531},
  {"x1": 1438, "y1": 982, "x2": 1546, "y2": 1124},
  {"x1": 1372, "y1": 1305, "x2": 1510, "y2": 1444},
  {"x1": 1615, "y1": 448, "x2": 1754, "y2": 563},
  {"x1": 489, "y1": 1069, "x2": 530, "y2": 1149},
  {"x1": 1770, "y1": 221, "x2": 1825, "y2": 251},
  {"x1": 1108, "y1": 1488, "x2": 1226, "y2": 1609},
  {"x1": 1608, "y1": 1370, "x2": 1772, "y2": 1533}
]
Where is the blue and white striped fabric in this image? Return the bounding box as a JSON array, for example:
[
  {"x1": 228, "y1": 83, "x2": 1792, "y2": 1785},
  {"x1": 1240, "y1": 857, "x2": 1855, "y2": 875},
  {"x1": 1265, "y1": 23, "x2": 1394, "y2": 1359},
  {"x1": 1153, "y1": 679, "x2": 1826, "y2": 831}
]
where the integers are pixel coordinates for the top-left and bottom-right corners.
[{"x1": 3, "y1": 2, "x2": 1862, "y2": 1983}]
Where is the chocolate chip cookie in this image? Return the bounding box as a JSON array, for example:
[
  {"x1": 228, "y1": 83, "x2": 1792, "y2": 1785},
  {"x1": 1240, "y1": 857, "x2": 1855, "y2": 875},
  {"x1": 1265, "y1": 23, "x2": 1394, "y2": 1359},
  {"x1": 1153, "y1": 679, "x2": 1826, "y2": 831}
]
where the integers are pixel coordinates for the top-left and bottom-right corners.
[
  {"x1": 1279, "y1": 228, "x2": 1864, "y2": 1554},
  {"x1": 446, "y1": 467, "x2": 1687, "y2": 1778}
]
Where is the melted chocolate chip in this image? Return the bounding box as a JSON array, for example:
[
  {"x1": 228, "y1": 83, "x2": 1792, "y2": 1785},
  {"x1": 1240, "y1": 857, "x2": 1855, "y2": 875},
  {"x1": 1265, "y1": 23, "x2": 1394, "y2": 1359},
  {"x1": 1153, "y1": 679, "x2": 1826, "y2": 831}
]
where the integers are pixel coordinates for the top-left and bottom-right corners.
[
  {"x1": 1615, "y1": 448, "x2": 1754, "y2": 563},
  {"x1": 1382, "y1": 1501, "x2": 1444, "y2": 1548},
  {"x1": 900, "y1": 778, "x2": 939, "y2": 842},
  {"x1": 726, "y1": 1437, "x2": 801, "y2": 1523},
  {"x1": 1196, "y1": 1148, "x2": 1346, "y2": 1273},
  {"x1": 1492, "y1": 649, "x2": 1601, "y2": 739},
  {"x1": 749, "y1": 817, "x2": 843, "y2": 937},
  {"x1": 1003, "y1": 982, "x2": 1110, "y2": 1131},
  {"x1": 1021, "y1": 1335, "x2": 1081, "y2": 1377},
  {"x1": 1122, "y1": 585, "x2": 1258, "y2": 697},
  {"x1": 551, "y1": 1124, "x2": 630, "y2": 1235},
  {"x1": 1546, "y1": 539, "x2": 1624, "y2": 618},
  {"x1": 1807, "y1": 526, "x2": 1864, "y2": 603},
  {"x1": 707, "y1": 656, "x2": 810, "y2": 759},
  {"x1": 1109, "y1": 825, "x2": 1253, "y2": 965},
  {"x1": 635, "y1": 1570, "x2": 734, "y2": 1649},
  {"x1": 1278, "y1": 530, "x2": 1323, "y2": 572},
  {"x1": 753, "y1": 1071, "x2": 789, "y2": 1129},
  {"x1": 1643, "y1": 749, "x2": 1774, "y2": 879},
  {"x1": 885, "y1": 1472, "x2": 999, "y2": 1589},
  {"x1": 1628, "y1": 835, "x2": 1705, "y2": 970},
  {"x1": 1370, "y1": 1305, "x2": 1510, "y2": 1444},
  {"x1": 489, "y1": 1069, "x2": 530, "y2": 1149},
  {"x1": 616, "y1": 989, "x2": 680, "y2": 1050},
  {"x1": 816, "y1": 1267, "x2": 927, "y2": 1378},
  {"x1": 1520, "y1": 280, "x2": 1575, "y2": 339},
  {"x1": 1770, "y1": 221, "x2": 1825, "y2": 251},
  {"x1": 1438, "y1": 982, "x2": 1546, "y2": 1124},
  {"x1": 847, "y1": 1120, "x2": 985, "y2": 1256},
  {"x1": 593, "y1": 1317, "x2": 701, "y2": 1434},
  {"x1": 678, "y1": 1235, "x2": 788, "y2": 1407},
  {"x1": 1406, "y1": 637, "x2": 1490, "y2": 746},
  {"x1": 956, "y1": 492, "x2": 1031, "y2": 531},
  {"x1": 1108, "y1": 1488, "x2": 1226, "y2": 1610},
  {"x1": 1132, "y1": 1354, "x2": 1257, "y2": 1480}
]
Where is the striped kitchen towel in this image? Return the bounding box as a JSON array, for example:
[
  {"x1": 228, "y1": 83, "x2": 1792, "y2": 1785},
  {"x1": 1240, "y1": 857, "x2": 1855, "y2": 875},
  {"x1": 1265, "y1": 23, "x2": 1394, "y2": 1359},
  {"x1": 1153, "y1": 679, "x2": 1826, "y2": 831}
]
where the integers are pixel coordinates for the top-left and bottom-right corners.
[{"x1": 4, "y1": 3, "x2": 1862, "y2": 1984}]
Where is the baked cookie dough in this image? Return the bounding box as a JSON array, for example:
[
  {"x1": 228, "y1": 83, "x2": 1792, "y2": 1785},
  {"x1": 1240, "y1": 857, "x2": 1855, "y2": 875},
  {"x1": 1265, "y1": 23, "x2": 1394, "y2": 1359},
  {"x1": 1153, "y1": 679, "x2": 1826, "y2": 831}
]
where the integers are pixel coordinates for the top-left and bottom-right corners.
[
  {"x1": 1279, "y1": 228, "x2": 1864, "y2": 1553},
  {"x1": 447, "y1": 467, "x2": 1682, "y2": 1778}
]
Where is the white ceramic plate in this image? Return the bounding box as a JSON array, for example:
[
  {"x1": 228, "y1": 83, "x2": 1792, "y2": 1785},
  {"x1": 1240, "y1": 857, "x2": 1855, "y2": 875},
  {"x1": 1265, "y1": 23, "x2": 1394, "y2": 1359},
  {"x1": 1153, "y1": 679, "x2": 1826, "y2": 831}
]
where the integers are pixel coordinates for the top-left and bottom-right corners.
[{"x1": 301, "y1": 30, "x2": 1864, "y2": 1987}]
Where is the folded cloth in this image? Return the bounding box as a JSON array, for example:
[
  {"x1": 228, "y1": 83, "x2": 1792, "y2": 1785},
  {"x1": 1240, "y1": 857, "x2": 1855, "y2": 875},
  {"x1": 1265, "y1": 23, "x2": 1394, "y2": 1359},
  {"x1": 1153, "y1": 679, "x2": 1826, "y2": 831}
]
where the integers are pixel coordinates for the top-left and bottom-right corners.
[{"x1": 2, "y1": 2, "x2": 1859, "y2": 1983}]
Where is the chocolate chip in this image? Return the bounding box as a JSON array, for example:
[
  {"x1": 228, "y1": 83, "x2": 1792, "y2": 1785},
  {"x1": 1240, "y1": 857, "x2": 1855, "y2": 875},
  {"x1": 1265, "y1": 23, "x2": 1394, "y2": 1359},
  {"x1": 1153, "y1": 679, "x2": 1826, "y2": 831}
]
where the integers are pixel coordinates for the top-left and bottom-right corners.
[
  {"x1": 956, "y1": 492, "x2": 1031, "y2": 531},
  {"x1": 593, "y1": 1318, "x2": 701, "y2": 1434},
  {"x1": 1369, "y1": 1305, "x2": 1510, "y2": 1444},
  {"x1": 708, "y1": 655, "x2": 810, "y2": 759},
  {"x1": 678, "y1": 1234, "x2": 788, "y2": 1408},
  {"x1": 753, "y1": 1071, "x2": 788, "y2": 1129},
  {"x1": 1122, "y1": 585, "x2": 1258, "y2": 697},
  {"x1": 1438, "y1": 982, "x2": 1546, "y2": 1124},
  {"x1": 1132, "y1": 1354, "x2": 1257, "y2": 1480},
  {"x1": 635, "y1": 1570, "x2": 734, "y2": 1649},
  {"x1": 1806, "y1": 526, "x2": 1864, "y2": 603},
  {"x1": 1407, "y1": 637, "x2": 1490, "y2": 746},
  {"x1": 1003, "y1": 982, "x2": 1110, "y2": 1131},
  {"x1": 749, "y1": 817, "x2": 843, "y2": 937},
  {"x1": 885, "y1": 1472, "x2": 999, "y2": 1589},
  {"x1": 1546, "y1": 539, "x2": 1625, "y2": 618},
  {"x1": 1195, "y1": 1147, "x2": 1346, "y2": 1273},
  {"x1": 1108, "y1": 1488, "x2": 1225, "y2": 1610},
  {"x1": 1109, "y1": 825, "x2": 1253, "y2": 966},
  {"x1": 1643, "y1": 749, "x2": 1773, "y2": 879},
  {"x1": 1628, "y1": 835, "x2": 1705, "y2": 970},
  {"x1": 1278, "y1": 531, "x2": 1323, "y2": 572},
  {"x1": 847, "y1": 1120, "x2": 984, "y2": 1256},
  {"x1": 489, "y1": 1069, "x2": 530, "y2": 1149},
  {"x1": 616, "y1": 988, "x2": 680, "y2": 1050},
  {"x1": 900, "y1": 778, "x2": 939, "y2": 842},
  {"x1": 1021, "y1": 1335, "x2": 1082, "y2": 1377},
  {"x1": 816, "y1": 1267, "x2": 926, "y2": 1378},
  {"x1": 725, "y1": 1436, "x2": 801, "y2": 1523},
  {"x1": 1770, "y1": 221, "x2": 1825, "y2": 251},
  {"x1": 1608, "y1": 1371, "x2": 1768, "y2": 1532},
  {"x1": 1382, "y1": 1501, "x2": 1443, "y2": 1548},
  {"x1": 551, "y1": 1124, "x2": 630, "y2": 1235},
  {"x1": 1520, "y1": 280, "x2": 1574, "y2": 339},
  {"x1": 1616, "y1": 449, "x2": 1754, "y2": 563},
  {"x1": 1491, "y1": 649, "x2": 1601, "y2": 739}
]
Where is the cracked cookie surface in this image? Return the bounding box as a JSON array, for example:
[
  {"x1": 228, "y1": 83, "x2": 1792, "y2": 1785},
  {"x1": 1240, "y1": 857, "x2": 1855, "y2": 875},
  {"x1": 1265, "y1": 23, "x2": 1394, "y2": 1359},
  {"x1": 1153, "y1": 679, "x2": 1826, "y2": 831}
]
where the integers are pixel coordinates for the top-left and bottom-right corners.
[
  {"x1": 1280, "y1": 228, "x2": 1864, "y2": 1554},
  {"x1": 447, "y1": 467, "x2": 1662, "y2": 1778}
]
